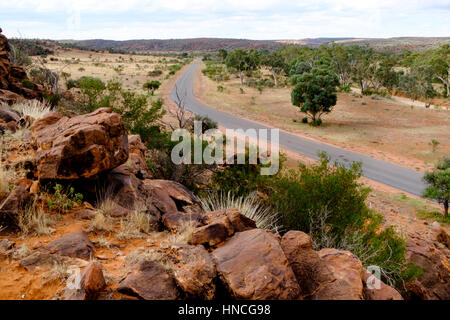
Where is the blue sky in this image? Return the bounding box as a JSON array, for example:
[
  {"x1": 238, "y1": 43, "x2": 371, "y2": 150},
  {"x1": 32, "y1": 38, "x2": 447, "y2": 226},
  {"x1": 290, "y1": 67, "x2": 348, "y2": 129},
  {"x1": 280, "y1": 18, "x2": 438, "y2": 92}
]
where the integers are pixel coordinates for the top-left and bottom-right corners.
[{"x1": 0, "y1": 0, "x2": 449, "y2": 40}]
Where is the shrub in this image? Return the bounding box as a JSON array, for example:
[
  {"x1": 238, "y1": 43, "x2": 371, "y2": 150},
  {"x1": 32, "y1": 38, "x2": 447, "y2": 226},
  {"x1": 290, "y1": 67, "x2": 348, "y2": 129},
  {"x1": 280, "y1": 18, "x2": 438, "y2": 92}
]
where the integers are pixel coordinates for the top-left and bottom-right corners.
[
  {"x1": 217, "y1": 85, "x2": 224, "y2": 93},
  {"x1": 148, "y1": 70, "x2": 163, "y2": 77},
  {"x1": 301, "y1": 117, "x2": 308, "y2": 124},
  {"x1": 112, "y1": 93, "x2": 166, "y2": 148},
  {"x1": 267, "y1": 152, "x2": 370, "y2": 234},
  {"x1": 66, "y1": 79, "x2": 79, "y2": 90}
]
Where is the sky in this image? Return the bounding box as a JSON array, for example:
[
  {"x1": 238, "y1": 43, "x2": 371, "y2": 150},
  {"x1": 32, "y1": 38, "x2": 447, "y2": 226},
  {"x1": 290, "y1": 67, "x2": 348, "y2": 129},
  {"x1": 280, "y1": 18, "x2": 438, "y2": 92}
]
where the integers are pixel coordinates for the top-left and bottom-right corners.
[{"x1": 0, "y1": 0, "x2": 449, "y2": 40}]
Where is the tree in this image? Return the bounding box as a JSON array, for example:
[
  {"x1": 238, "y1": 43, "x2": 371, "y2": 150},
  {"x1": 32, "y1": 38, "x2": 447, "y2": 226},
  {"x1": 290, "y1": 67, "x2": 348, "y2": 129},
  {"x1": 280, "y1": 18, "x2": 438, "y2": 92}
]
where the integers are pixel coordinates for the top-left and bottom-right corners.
[
  {"x1": 291, "y1": 68, "x2": 339, "y2": 126},
  {"x1": 261, "y1": 51, "x2": 286, "y2": 87},
  {"x1": 224, "y1": 49, "x2": 260, "y2": 85},
  {"x1": 143, "y1": 80, "x2": 161, "y2": 95},
  {"x1": 78, "y1": 76, "x2": 106, "y2": 112},
  {"x1": 423, "y1": 158, "x2": 450, "y2": 219},
  {"x1": 218, "y1": 48, "x2": 228, "y2": 61},
  {"x1": 430, "y1": 44, "x2": 450, "y2": 97}
]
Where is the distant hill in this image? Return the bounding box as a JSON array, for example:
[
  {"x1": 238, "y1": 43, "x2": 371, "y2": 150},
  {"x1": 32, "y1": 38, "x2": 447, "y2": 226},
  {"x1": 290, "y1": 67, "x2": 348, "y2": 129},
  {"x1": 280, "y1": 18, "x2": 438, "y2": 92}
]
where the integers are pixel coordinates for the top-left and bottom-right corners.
[
  {"x1": 70, "y1": 38, "x2": 284, "y2": 52},
  {"x1": 60, "y1": 37, "x2": 450, "y2": 53}
]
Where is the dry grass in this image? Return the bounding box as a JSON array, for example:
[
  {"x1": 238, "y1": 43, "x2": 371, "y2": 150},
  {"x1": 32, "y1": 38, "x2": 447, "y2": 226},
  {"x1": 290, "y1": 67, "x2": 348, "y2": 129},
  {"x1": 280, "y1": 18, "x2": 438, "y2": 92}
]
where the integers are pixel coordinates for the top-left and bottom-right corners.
[
  {"x1": 11, "y1": 100, "x2": 52, "y2": 120},
  {"x1": 88, "y1": 212, "x2": 114, "y2": 233},
  {"x1": 160, "y1": 220, "x2": 197, "y2": 248},
  {"x1": 200, "y1": 191, "x2": 281, "y2": 233},
  {"x1": 125, "y1": 248, "x2": 172, "y2": 270},
  {"x1": 11, "y1": 244, "x2": 31, "y2": 260},
  {"x1": 18, "y1": 201, "x2": 55, "y2": 236},
  {"x1": 116, "y1": 206, "x2": 151, "y2": 240}
]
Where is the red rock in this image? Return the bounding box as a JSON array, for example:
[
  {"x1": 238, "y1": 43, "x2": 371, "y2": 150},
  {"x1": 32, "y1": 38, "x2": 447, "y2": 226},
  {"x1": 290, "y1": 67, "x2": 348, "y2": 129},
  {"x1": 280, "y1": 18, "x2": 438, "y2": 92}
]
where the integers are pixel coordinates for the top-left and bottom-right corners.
[
  {"x1": 168, "y1": 244, "x2": 217, "y2": 299},
  {"x1": 212, "y1": 229, "x2": 301, "y2": 300},
  {"x1": 38, "y1": 231, "x2": 94, "y2": 260},
  {"x1": 311, "y1": 249, "x2": 364, "y2": 300},
  {"x1": 0, "y1": 185, "x2": 32, "y2": 230},
  {"x1": 362, "y1": 268, "x2": 403, "y2": 300},
  {"x1": 162, "y1": 211, "x2": 204, "y2": 231},
  {"x1": 117, "y1": 260, "x2": 179, "y2": 300},
  {"x1": 280, "y1": 231, "x2": 335, "y2": 298},
  {"x1": 31, "y1": 108, "x2": 128, "y2": 180}
]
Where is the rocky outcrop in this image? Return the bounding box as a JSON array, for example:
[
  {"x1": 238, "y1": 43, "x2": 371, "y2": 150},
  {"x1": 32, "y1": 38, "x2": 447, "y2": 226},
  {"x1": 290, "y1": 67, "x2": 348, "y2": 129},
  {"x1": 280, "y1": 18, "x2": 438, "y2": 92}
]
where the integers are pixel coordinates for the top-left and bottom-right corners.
[
  {"x1": 31, "y1": 108, "x2": 129, "y2": 180},
  {"x1": 0, "y1": 184, "x2": 32, "y2": 230},
  {"x1": 168, "y1": 244, "x2": 217, "y2": 300},
  {"x1": 212, "y1": 229, "x2": 301, "y2": 300},
  {"x1": 191, "y1": 209, "x2": 257, "y2": 247},
  {"x1": 64, "y1": 262, "x2": 106, "y2": 300},
  {"x1": 37, "y1": 231, "x2": 94, "y2": 260},
  {"x1": 405, "y1": 232, "x2": 450, "y2": 300},
  {"x1": 311, "y1": 249, "x2": 365, "y2": 300},
  {"x1": 280, "y1": 231, "x2": 336, "y2": 298},
  {"x1": 362, "y1": 269, "x2": 403, "y2": 300},
  {"x1": 118, "y1": 260, "x2": 179, "y2": 300},
  {"x1": 0, "y1": 28, "x2": 44, "y2": 104}
]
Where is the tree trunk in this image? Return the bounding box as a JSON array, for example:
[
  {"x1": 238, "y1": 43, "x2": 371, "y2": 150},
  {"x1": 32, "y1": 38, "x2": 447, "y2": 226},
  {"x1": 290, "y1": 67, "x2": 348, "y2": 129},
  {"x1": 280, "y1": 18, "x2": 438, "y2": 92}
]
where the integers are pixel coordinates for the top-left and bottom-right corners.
[{"x1": 239, "y1": 72, "x2": 244, "y2": 86}]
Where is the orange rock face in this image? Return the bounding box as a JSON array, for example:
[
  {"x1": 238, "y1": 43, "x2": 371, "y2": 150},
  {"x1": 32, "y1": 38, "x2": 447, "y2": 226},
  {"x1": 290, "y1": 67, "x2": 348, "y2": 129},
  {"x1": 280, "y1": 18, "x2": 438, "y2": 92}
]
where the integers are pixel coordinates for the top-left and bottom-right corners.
[{"x1": 31, "y1": 108, "x2": 129, "y2": 180}]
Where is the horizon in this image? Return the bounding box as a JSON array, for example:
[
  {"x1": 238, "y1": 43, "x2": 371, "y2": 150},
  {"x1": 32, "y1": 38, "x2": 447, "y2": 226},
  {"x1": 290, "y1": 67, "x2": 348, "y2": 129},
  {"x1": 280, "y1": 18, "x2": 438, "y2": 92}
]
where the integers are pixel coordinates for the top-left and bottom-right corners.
[{"x1": 1, "y1": 0, "x2": 449, "y2": 40}]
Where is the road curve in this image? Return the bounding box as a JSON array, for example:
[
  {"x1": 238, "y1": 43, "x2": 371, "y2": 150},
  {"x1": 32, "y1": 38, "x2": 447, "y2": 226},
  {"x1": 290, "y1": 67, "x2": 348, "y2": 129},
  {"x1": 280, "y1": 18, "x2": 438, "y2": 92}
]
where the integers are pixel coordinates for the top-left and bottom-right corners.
[{"x1": 171, "y1": 60, "x2": 427, "y2": 196}]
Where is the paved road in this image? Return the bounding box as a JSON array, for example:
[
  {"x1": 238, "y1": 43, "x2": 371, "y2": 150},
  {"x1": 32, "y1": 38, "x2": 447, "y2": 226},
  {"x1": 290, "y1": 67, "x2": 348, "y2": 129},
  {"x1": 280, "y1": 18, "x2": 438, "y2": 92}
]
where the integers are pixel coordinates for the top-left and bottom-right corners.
[{"x1": 171, "y1": 60, "x2": 427, "y2": 196}]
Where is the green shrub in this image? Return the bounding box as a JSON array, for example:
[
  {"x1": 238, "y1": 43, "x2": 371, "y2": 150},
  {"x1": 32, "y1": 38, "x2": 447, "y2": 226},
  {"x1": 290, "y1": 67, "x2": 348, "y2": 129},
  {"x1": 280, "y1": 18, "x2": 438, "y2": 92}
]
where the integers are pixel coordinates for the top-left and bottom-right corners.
[
  {"x1": 268, "y1": 152, "x2": 370, "y2": 234},
  {"x1": 301, "y1": 117, "x2": 308, "y2": 124}
]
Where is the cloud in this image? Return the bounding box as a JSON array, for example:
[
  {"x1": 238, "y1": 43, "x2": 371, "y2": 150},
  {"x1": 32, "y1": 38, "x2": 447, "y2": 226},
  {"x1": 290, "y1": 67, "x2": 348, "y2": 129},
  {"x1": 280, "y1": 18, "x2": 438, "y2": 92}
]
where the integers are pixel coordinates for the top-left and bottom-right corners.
[{"x1": 1, "y1": 0, "x2": 449, "y2": 39}]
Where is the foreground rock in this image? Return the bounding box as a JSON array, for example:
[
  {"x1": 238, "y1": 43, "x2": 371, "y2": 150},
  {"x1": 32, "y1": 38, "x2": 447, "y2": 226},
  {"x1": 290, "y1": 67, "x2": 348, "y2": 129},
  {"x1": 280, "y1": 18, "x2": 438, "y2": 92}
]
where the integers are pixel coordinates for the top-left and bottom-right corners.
[
  {"x1": 117, "y1": 260, "x2": 179, "y2": 300},
  {"x1": 191, "y1": 209, "x2": 256, "y2": 247},
  {"x1": 64, "y1": 262, "x2": 106, "y2": 300},
  {"x1": 405, "y1": 233, "x2": 450, "y2": 300},
  {"x1": 0, "y1": 185, "x2": 31, "y2": 230},
  {"x1": 38, "y1": 231, "x2": 94, "y2": 260},
  {"x1": 312, "y1": 249, "x2": 365, "y2": 300},
  {"x1": 362, "y1": 269, "x2": 403, "y2": 300},
  {"x1": 212, "y1": 229, "x2": 301, "y2": 300},
  {"x1": 281, "y1": 231, "x2": 336, "y2": 298},
  {"x1": 168, "y1": 244, "x2": 217, "y2": 300},
  {"x1": 31, "y1": 108, "x2": 128, "y2": 180}
]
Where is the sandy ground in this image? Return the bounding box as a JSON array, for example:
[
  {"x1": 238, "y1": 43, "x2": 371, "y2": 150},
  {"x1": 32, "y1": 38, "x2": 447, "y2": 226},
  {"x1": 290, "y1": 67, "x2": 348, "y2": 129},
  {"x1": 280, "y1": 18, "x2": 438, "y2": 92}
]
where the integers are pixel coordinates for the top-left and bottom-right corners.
[{"x1": 194, "y1": 62, "x2": 450, "y2": 172}]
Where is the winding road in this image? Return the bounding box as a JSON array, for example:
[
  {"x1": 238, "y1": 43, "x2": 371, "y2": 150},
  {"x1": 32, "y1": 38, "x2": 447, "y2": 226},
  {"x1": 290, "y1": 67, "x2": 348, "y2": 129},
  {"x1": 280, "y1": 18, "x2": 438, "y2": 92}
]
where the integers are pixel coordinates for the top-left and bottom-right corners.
[{"x1": 171, "y1": 60, "x2": 427, "y2": 196}]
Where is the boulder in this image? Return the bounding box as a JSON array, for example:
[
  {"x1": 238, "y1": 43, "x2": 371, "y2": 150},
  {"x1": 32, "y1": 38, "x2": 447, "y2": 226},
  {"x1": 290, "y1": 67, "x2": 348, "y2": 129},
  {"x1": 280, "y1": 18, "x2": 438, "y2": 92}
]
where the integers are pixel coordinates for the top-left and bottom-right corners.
[
  {"x1": 117, "y1": 260, "x2": 179, "y2": 300},
  {"x1": 280, "y1": 231, "x2": 335, "y2": 298},
  {"x1": 0, "y1": 185, "x2": 32, "y2": 230},
  {"x1": 191, "y1": 209, "x2": 256, "y2": 247},
  {"x1": 143, "y1": 179, "x2": 199, "y2": 206},
  {"x1": 31, "y1": 108, "x2": 129, "y2": 180},
  {"x1": 311, "y1": 249, "x2": 364, "y2": 300},
  {"x1": 168, "y1": 244, "x2": 217, "y2": 299},
  {"x1": 64, "y1": 261, "x2": 107, "y2": 300},
  {"x1": 38, "y1": 231, "x2": 94, "y2": 260},
  {"x1": 212, "y1": 229, "x2": 301, "y2": 300},
  {"x1": 104, "y1": 166, "x2": 177, "y2": 219},
  {"x1": 362, "y1": 269, "x2": 403, "y2": 300},
  {"x1": 191, "y1": 215, "x2": 235, "y2": 247},
  {"x1": 204, "y1": 208, "x2": 256, "y2": 232},
  {"x1": 0, "y1": 107, "x2": 20, "y2": 123},
  {"x1": 162, "y1": 211, "x2": 204, "y2": 231},
  {"x1": 405, "y1": 233, "x2": 450, "y2": 300}
]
